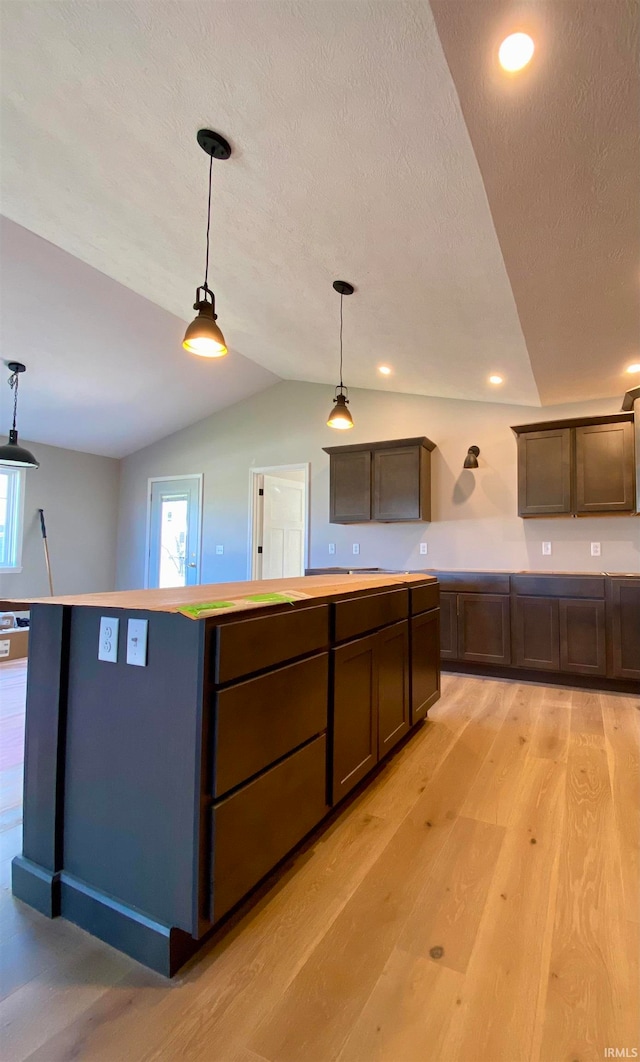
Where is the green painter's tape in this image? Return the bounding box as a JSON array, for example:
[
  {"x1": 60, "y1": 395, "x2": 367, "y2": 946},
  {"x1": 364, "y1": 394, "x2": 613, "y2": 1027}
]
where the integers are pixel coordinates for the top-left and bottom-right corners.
[
  {"x1": 180, "y1": 601, "x2": 236, "y2": 616},
  {"x1": 244, "y1": 593, "x2": 296, "y2": 604}
]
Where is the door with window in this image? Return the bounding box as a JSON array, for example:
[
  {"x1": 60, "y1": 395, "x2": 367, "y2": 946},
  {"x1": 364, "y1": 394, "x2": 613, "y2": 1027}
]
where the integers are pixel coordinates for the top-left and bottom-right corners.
[{"x1": 147, "y1": 477, "x2": 202, "y2": 589}]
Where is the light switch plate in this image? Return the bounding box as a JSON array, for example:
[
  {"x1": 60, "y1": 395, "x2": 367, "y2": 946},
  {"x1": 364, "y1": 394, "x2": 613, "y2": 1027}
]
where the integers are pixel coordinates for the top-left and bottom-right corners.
[
  {"x1": 419, "y1": 543, "x2": 428, "y2": 555},
  {"x1": 215, "y1": 544, "x2": 224, "y2": 555},
  {"x1": 542, "y1": 541, "x2": 552, "y2": 556},
  {"x1": 591, "y1": 542, "x2": 601, "y2": 557},
  {"x1": 98, "y1": 617, "x2": 119, "y2": 663},
  {"x1": 127, "y1": 618, "x2": 148, "y2": 667},
  {"x1": 328, "y1": 543, "x2": 336, "y2": 555},
  {"x1": 352, "y1": 543, "x2": 360, "y2": 555}
]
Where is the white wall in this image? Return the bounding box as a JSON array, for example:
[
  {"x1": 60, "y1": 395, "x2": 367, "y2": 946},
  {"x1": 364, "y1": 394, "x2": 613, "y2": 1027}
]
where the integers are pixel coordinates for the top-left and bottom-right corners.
[
  {"x1": 0, "y1": 439, "x2": 119, "y2": 599},
  {"x1": 116, "y1": 381, "x2": 639, "y2": 590}
]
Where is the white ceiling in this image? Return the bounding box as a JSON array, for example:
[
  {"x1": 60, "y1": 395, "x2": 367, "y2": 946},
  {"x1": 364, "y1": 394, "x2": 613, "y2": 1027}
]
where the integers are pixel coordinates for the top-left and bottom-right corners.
[
  {"x1": 0, "y1": 217, "x2": 279, "y2": 456},
  {"x1": 0, "y1": 0, "x2": 636, "y2": 457}
]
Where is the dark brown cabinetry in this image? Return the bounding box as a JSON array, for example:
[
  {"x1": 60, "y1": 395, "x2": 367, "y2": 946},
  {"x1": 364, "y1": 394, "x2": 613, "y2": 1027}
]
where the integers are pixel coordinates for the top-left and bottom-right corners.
[
  {"x1": 411, "y1": 607, "x2": 440, "y2": 723},
  {"x1": 331, "y1": 619, "x2": 409, "y2": 804},
  {"x1": 432, "y1": 574, "x2": 511, "y2": 666},
  {"x1": 512, "y1": 414, "x2": 636, "y2": 517},
  {"x1": 512, "y1": 575, "x2": 607, "y2": 678},
  {"x1": 324, "y1": 437, "x2": 436, "y2": 523},
  {"x1": 607, "y1": 577, "x2": 640, "y2": 680},
  {"x1": 575, "y1": 421, "x2": 636, "y2": 513}
]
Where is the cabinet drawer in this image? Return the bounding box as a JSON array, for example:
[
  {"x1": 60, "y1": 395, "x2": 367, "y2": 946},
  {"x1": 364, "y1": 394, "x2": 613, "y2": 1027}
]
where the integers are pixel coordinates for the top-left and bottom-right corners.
[
  {"x1": 432, "y1": 572, "x2": 510, "y2": 595},
  {"x1": 512, "y1": 575, "x2": 605, "y2": 599},
  {"x1": 214, "y1": 605, "x2": 329, "y2": 684},
  {"x1": 212, "y1": 735, "x2": 328, "y2": 921},
  {"x1": 214, "y1": 653, "x2": 328, "y2": 798},
  {"x1": 410, "y1": 582, "x2": 439, "y2": 615},
  {"x1": 333, "y1": 588, "x2": 408, "y2": 643}
]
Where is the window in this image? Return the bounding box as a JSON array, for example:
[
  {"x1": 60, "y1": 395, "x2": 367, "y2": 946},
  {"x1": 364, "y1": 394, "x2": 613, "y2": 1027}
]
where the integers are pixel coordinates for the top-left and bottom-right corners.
[{"x1": 0, "y1": 467, "x2": 25, "y2": 571}]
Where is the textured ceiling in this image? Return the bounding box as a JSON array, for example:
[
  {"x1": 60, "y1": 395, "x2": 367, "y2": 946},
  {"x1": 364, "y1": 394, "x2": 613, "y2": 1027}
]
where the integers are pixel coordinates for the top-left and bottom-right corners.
[
  {"x1": 0, "y1": 0, "x2": 637, "y2": 457},
  {"x1": 0, "y1": 0, "x2": 540, "y2": 459},
  {"x1": 430, "y1": 0, "x2": 640, "y2": 405},
  {"x1": 0, "y1": 218, "x2": 279, "y2": 456}
]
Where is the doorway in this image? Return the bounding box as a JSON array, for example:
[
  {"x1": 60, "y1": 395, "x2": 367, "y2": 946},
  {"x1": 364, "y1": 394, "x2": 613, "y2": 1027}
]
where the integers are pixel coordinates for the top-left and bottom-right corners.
[
  {"x1": 146, "y1": 475, "x2": 203, "y2": 589},
  {"x1": 249, "y1": 465, "x2": 309, "y2": 580}
]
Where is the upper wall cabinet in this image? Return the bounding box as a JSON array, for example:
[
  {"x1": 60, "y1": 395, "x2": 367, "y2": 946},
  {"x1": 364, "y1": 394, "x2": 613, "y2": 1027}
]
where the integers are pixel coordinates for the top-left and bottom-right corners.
[
  {"x1": 323, "y1": 437, "x2": 436, "y2": 523},
  {"x1": 512, "y1": 414, "x2": 636, "y2": 517}
]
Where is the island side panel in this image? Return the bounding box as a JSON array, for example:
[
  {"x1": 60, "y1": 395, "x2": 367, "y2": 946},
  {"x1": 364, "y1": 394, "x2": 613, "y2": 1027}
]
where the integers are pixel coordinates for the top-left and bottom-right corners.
[
  {"x1": 12, "y1": 603, "x2": 71, "y2": 915},
  {"x1": 60, "y1": 607, "x2": 207, "y2": 937}
]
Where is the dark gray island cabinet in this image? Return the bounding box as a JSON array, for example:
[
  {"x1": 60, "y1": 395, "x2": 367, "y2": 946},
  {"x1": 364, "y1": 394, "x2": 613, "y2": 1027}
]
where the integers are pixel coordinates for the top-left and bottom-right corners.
[{"x1": 11, "y1": 573, "x2": 440, "y2": 976}]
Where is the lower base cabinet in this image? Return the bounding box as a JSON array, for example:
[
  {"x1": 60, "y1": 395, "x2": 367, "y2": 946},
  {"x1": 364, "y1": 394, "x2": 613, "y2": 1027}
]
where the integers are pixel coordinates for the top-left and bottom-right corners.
[
  {"x1": 514, "y1": 596, "x2": 560, "y2": 671},
  {"x1": 458, "y1": 593, "x2": 511, "y2": 665},
  {"x1": 607, "y1": 578, "x2": 640, "y2": 679},
  {"x1": 331, "y1": 619, "x2": 410, "y2": 804},
  {"x1": 411, "y1": 608, "x2": 440, "y2": 722},
  {"x1": 559, "y1": 598, "x2": 606, "y2": 676}
]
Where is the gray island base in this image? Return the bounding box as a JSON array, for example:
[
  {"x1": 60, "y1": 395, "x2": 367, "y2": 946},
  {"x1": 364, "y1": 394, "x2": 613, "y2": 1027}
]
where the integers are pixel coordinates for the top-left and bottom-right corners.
[{"x1": 10, "y1": 573, "x2": 440, "y2": 975}]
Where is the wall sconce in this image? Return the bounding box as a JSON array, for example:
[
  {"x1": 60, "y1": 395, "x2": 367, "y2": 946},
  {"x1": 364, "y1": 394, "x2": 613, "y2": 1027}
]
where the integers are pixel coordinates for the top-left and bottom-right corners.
[{"x1": 463, "y1": 445, "x2": 480, "y2": 469}]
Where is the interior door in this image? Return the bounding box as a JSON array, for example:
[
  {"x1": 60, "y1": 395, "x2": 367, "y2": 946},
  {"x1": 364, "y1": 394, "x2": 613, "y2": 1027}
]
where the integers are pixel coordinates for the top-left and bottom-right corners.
[
  {"x1": 260, "y1": 474, "x2": 306, "y2": 579},
  {"x1": 148, "y1": 478, "x2": 201, "y2": 588}
]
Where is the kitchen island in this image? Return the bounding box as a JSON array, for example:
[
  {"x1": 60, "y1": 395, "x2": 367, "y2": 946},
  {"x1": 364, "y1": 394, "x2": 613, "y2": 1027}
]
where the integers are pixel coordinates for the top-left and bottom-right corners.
[{"x1": 10, "y1": 573, "x2": 440, "y2": 975}]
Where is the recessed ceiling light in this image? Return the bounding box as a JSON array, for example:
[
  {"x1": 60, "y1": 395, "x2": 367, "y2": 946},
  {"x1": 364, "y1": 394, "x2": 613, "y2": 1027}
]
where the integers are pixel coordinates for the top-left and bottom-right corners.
[
  {"x1": 378, "y1": 365, "x2": 392, "y2": 375},
  {"x1": 626, "y1": 363, "x2": 640, "y2": 374},
  {"x1": 499, "y1": 33, "x2": 535, "y2": 72},
  {"x1": 489, "y1": 374, "x2": 504, "y2": 384}
]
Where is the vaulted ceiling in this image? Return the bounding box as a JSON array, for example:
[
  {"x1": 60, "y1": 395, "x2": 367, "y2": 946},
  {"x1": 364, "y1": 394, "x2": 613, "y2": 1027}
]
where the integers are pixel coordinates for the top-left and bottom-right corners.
[{"x1": 0, "y1": 0, "x2": 638, "y2": 456}]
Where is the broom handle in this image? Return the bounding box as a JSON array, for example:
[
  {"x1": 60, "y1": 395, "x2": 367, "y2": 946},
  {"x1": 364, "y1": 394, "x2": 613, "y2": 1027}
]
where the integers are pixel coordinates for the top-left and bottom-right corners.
[{"x1": 38, "y1": 509, "x2": 54, "y2": 596}]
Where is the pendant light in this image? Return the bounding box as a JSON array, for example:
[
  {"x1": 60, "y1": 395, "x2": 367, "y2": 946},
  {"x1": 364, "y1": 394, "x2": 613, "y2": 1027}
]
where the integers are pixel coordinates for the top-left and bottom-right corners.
[
  {"x1": 0, "y1": 363, "x2": 39, "y2": 468},
  {"x1": 183, "y1": 129, "x2": 231, "y2": 358},
  {"x1": 327, "y1": 280, "x2": 355, "y2": 430}
]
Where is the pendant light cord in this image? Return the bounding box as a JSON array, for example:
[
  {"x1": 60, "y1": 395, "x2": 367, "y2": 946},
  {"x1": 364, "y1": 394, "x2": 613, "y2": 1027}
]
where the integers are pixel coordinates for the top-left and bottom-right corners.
[
  {"x1": 339, "y1": 291, "x2": 344, "y2": 390},
  {"x1": 204, "y1": 152, "x2": 213, "y2": 291},
  {"x1": 9, "y1": 370, "x2": 18, "y2": 432}
]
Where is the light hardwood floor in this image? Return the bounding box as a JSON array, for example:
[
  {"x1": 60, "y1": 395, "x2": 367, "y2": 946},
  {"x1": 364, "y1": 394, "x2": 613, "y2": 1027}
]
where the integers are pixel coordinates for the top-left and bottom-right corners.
[{"x1": 0, "y1": 659, "x2": 638, "y2": 1062}]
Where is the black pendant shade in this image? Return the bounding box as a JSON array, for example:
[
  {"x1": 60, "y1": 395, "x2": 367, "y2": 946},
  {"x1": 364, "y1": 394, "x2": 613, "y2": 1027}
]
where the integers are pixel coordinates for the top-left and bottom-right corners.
[
  {"x1": 464, "y1": 445, "x2": 480, "y2": 469},
  {"x1": 328, "y1": 280, "x2": 355, "y2": 430},
  {"x1": 183, "y1": 130, "x2": 231, "y2": 359},
  {"x1": 327, "y1": 390, "x2": 354, "y2": 430},
  {"x1": 0, "y1": 363, "x2": 39, "y2": 469}
]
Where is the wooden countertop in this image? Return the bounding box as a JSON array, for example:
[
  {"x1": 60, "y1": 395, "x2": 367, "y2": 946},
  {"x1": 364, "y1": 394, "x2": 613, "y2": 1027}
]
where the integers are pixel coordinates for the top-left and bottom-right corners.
[{"x1": 2, "y1": 573, "x2": 436, "y2": 617}]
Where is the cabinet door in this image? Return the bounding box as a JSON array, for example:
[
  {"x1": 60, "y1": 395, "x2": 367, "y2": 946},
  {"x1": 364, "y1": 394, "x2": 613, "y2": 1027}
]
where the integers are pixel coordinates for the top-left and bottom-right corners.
[
  {"x1": 377, "y1": 620, "x2": 410, "y2": 758},
  {"x1": 331, "y1": 632, "x2": 377, "y2": 804},
  {"x1": 329, "y1": 450, "x2": 371, "y2": 523},
  {"x1": 411, "y1": 608, "x2": 440, "y2": 723},
  {"x1": 517, "y1": 428, "x2": 572, "y2": 516},
  {"x1": 439, "y1": 592, "x2": 458, "y2": 659},
  {"x1": 607, "y1": 578, "x2": 640, "y2": 680},
  {"x1": 457, "y1": 594, "x2": 511, "y2": 665},
  {"x1": 513, "y1": 596, "x2": 560, "y2": 671},
  {"x1": 559, "y1": 599, "x2": 606, "y2": 676},
  {"x1": 575, "y1": 421, "x2": 635, "y2": 513},
  {"x1": 373, "y1": 446, "x2": 426, "y2": 521}
]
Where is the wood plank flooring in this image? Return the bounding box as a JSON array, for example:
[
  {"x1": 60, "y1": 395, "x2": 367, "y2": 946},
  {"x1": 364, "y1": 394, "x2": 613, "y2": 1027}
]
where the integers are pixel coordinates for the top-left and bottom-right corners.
[{"x1": 0, "y1": 660, "x2": 638, "y2": 1062}]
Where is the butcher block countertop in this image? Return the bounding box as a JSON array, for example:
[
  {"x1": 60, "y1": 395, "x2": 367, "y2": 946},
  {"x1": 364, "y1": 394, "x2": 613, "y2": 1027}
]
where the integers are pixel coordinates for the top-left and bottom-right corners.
[{"x1": 4, "y1": 572, "x2": 436, "y2": 618}]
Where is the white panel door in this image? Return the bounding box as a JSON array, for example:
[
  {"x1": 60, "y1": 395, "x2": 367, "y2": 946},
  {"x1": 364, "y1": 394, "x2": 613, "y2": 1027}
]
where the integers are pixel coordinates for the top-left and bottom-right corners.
[{"x1": 261, "y1": 474, "x2": 306, "y2": 579}]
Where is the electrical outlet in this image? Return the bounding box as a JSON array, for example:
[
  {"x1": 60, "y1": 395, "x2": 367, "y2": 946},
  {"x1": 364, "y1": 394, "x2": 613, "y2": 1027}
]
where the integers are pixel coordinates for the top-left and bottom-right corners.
[
  {"x1": 419, "y1": 542, "x2": 428, "y2": 555},
  {"x1": 215, "y1": 544, "x2": 224, "y2": 555},
  {"x1": 98, "y1": 617, "x2": 119, "y2": 663},
  {"x1": 542, "y1": 541, "x2": 552, "y2": 556},
  {"x1": 591, "y1": 542, "x2": 601, "y2": 557},
  {"x1": 328, "y1": 543, "x2": 336, "y2": 555},
  {"x1": 352, "y1": 543, "x2": 360, "y2": 555},
  {"x1": 127, "y1": 618, "x2": 148, "y2": 667}
]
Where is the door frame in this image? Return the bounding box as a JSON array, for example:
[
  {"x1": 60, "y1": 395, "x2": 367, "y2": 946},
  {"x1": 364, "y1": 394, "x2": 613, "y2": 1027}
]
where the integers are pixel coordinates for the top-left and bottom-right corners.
[
  {"x1": 247, "y1": 464, "x2": 310, "y2": 580},
  {"x1": 144, "y1": 474, "x2": 204, "y2": 589}
]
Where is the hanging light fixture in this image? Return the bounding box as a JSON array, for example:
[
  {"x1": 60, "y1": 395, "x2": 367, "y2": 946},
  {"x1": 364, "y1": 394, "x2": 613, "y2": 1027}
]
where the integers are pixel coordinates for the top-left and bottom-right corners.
[
  {"x1": 327, "y1": 280, "x2": 355, "y2": 430},
  {"x1": 183, "y1": 129, "x2": 232, "y2": 358},
  {"x1": 0, "y1": 363, "x2": 39, "y2": 469}
]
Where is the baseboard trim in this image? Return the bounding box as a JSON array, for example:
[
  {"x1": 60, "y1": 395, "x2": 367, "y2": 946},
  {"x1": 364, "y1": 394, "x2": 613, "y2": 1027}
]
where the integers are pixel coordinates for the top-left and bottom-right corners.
[
  {"x1": 11, "y1": 855, "x2": 61, "y2": 917},
  {"x1": 441, "y1": 661, "x2": 638, "y2": 693},
  {"x1": 60, "y1": 873, "x2": 199, "y2": 977}
]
